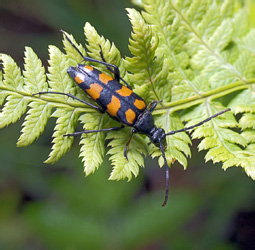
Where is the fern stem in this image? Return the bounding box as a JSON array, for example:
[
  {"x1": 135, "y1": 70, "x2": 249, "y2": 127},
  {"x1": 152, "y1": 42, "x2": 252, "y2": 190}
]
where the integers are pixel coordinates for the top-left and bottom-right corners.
[
  {"x1": 0, "y1": 85, "x2": 97, "y2": 112},
  {"x1": 153, "y1": 79, "x2": 255, "y2": 113}
]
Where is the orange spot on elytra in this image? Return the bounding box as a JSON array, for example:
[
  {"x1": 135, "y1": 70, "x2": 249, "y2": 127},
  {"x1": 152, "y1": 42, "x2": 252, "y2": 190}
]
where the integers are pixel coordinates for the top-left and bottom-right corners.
[
  {"x1": 85, "y1": 83, "x2": 103, "y2": 100},
  {"x1": 74, "y1": 74, "x2": 85, "y2": 84},
  {"x1": 84, "y1": 65, "x2": 94, "y2": 71},
  {"x1": 134, "y1": 99, "x2": 146, "y2": 110},
  {"x1": 107, "y1": 96, "x2": 121, "y2": 117},
  {"x1": 99, "y1": 73, "x2": 113, "y2": 84},
  {"x1": 125, "y1": 109, "x2": 136, "y2": 124},
  {"x1": 116, "y1": 86, "x2": 133, "y2": 97}
]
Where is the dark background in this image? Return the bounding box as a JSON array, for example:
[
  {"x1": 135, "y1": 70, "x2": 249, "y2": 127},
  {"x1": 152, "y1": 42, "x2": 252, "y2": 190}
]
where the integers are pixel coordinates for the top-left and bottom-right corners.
[{"x1": 1, "y1": 1, "x2": 255, "y2": 249}]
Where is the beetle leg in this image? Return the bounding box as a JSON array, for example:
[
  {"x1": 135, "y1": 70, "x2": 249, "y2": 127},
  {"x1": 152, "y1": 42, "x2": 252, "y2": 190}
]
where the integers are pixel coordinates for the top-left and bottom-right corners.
[
  {"x1": 147, "y1": 100, "x2": 163, "y2": 112},
  {"x1": 60, "y1": 30, "x2": 122, "y2": 81},
  {"x1": 98, "y1": 44, "x2": 120, "y2": 81},
  {"x1": 64, "y1": 125, "x2": 125, "y2": 137},
  {"x1": 123, "y1": 129, "x2": 136, "y2": 161},
  {"x1": 98, "y1": 44, "x2": 132, "y2": 90}
]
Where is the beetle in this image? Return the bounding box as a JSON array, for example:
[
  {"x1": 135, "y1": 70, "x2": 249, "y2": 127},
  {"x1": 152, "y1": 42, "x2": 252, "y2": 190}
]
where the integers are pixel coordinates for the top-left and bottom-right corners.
[{"x1": 34, "y1": 30, "x2": 230, "y2": 206}]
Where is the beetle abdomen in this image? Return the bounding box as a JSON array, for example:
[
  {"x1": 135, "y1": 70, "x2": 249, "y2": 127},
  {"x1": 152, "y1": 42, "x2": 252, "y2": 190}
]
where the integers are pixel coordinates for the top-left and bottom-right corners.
[{"x1": 68, "y1": 64, "x2": 147, "y2": 126}]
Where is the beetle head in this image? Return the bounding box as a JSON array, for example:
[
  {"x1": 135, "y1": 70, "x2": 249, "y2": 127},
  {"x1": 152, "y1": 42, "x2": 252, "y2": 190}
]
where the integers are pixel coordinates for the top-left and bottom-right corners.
[{"x1": 149, "y1": 127, "x2": 166, "y2": 148}]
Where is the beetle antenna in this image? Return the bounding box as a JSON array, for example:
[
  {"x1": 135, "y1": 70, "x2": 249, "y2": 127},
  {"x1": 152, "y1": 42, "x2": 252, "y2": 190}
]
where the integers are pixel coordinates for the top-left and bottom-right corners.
[
  {"x1": 159, "y1": 141, "x2": 169, "y2": 207},
  {"x1": 60, "y1": 29, "x2": 85, "y2": 59},
  {"x1": 166, "y1": 108, "x2": 230, "y2": 136}
]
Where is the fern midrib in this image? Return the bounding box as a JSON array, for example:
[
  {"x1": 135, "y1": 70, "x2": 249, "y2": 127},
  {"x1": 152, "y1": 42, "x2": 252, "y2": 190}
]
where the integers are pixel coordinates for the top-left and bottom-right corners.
[
  {"x1": 170, "y1": 2, "x2": 246, "y2": 82},
  {"x1": 153, "y1": 79, "x2": 255, "y2": 113},
  {"x1": 0, "y1": 85, "x2": 98, "y2": 112}
]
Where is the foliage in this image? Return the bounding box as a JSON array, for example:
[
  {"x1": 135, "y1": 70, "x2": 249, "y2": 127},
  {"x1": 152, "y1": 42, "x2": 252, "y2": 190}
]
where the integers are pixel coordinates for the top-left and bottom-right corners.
[{"x1": 1, "y1": 0, "x2": 255, "y2": 181}]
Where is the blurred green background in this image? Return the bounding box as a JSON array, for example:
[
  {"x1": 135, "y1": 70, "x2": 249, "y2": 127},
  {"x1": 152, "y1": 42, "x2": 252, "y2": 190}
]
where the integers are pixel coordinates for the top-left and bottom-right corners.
[{"x1": 1, "y1": 1, "x2": 255, "y2": 249}]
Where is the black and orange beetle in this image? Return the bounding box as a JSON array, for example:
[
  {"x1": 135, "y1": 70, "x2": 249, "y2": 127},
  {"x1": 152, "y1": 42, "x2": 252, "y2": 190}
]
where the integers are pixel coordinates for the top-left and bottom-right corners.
[{"x1": 34, "y1": 30, "x2": 230, "y2": 206}]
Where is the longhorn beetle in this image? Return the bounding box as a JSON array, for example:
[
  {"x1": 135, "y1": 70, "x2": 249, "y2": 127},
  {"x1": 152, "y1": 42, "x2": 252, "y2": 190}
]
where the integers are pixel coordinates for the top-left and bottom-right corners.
[{"x1": 34, "y1": 30, "x2": 230, "y2": 206}]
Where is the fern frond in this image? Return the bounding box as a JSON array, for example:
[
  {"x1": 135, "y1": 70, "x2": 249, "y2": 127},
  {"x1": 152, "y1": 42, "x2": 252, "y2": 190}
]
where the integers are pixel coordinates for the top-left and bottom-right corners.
[
  {"x1": 1, "y1": 0, "x2": 255, "y2": 184},
  {"x1": 138, "y1": 0, "x2": 255, "y2": 179}
]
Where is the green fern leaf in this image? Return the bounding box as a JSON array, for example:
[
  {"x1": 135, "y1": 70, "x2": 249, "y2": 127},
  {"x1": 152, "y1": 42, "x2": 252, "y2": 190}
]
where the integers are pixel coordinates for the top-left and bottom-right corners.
[
  {"x1": 0, "y1": 54, "x2": 24, "y2": 91},
  {"x1": 17, "y1": 102, "x2": 52, "y2": 147},
  {"x1": 182, "y1": 101, "x2": 255, "y2": 178},
  {"x1": 47, "y1": 45, "x2": 76, "y2": 95},
  {"x1": 79, "y1": 112, "x2": 109, "y2": 176},
  {"x1": 0, "y1": 54, "x2": 29, "y2": 128},
  {"x1": 239, "y1": 113, "x2": 255, "y2": 130},
  {"x1": 2, "y1": 0, "x2": 255, "y2": 186},
  {"x1": 125, "y1": 8, "x2": 163, "y2": 102},
  {"x1": 242, "y1": 130, "x2": 255, "y2": 144},
  {"x1": 233, "y1": 9, "x2": 250, "y2": 39},
  {"x1": 45, "y1": 108, "x2": 79, "y2": 164},
  {"x1": 16, "y1": 47, "x2": 50, "y2": 146},
  {"x1": 150, "y1": 113, "x2": 191, "y2": 169},
  {"x1": 62, "y1": 32, "x2": 87, "y2": 64},
  {"x1": 208, "y1": 19, "x2": 233, "y2": 52},
  {"x1": 23, "y1": 47, "x2": 48, "y2": 93},
  {"x1": 0, "y1": 92, "x2": 7, "y2": 106},
  {"x1": 84, "y1": 22, "x2": 124, "y2": 76},
  {"x1": 107, "y1": 129, "x2": 147, "y2": 181},
  {"x1": 223, "y1": 154, "x2": 255, "y2": 179},
  {"x1": 229, "y1": 89, "x2": 255, "y2": 113},
  {"x1": 0, "y1": 95, "x2": 29, "y2": 128}
]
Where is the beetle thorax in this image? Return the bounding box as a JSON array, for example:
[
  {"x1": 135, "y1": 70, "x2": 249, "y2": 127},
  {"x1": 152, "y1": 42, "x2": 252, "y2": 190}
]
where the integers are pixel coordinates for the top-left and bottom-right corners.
[
  {"x1": 133, "y1": 110, "x2": 166, "y2": 148},
  {"x1": 133, "y1": 110, "x2": 155, "y2": 134}
]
